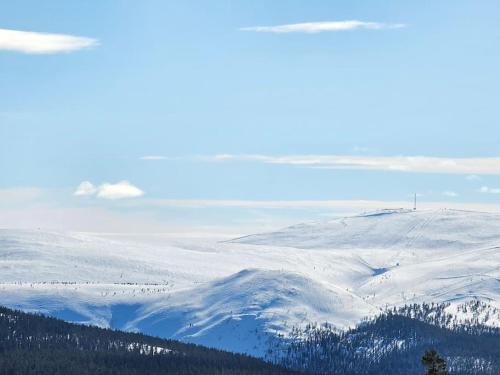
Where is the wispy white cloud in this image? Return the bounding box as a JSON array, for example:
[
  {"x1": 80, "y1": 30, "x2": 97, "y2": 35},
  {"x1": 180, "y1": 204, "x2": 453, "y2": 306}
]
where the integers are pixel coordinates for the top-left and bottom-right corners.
[
  {"x1": 443, "y1": 191, "x2": 459, "y2": 198},
  {"x1": 0, "y1": 28, "x2": 98, "y2": 54},
  {"x1": 466, "y1": 174, "x2": 482, "y2": 181},
  {"x1": 140, "y1": 156, "x2": 168, "y2": 161},
  {"x1": 74, "y1": 181, "x2": 144, "y2": 200},
  {"x1": 206, "y1": 154, "x2": 500, "y2": 175},
  {"x1": 479, "y1": 186, "x2": 500, "y2": 194},
  {"x1": 74, "y1": 181, "x2": 97, "y2": 196},
  {"x1": 240, "y1": 20, "x2": 405, "y2": 34}
]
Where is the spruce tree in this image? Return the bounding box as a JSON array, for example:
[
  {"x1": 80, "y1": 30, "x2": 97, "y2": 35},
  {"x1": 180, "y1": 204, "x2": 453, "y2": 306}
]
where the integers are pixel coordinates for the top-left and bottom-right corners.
[{"x1": 421, "y1": 349, "x2": 448, "y2": 375}]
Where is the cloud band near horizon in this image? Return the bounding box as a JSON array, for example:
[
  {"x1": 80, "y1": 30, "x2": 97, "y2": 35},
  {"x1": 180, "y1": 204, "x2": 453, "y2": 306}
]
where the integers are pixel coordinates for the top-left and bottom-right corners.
[
  {"x1": 207, "y1": 154, "x2": 500, "y2": 175},
  {"x1": 240, "y1": 20, "x2": 405, "y2": 34},
  {"x1": 141, "y1": 154, "x2": 500, "y2": 175}
]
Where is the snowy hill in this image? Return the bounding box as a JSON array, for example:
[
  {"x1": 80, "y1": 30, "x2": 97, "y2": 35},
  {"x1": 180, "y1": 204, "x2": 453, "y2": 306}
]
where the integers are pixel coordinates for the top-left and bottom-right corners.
[
  {"x1": 0, "y1": 209, "x2": 499, "y2": 356},
  {"x1": 230, "y1": 208, "x2": 500, "y2": 251},
  {"x1": 125, "y1": 268, "x2": 377, "y2": 354}
]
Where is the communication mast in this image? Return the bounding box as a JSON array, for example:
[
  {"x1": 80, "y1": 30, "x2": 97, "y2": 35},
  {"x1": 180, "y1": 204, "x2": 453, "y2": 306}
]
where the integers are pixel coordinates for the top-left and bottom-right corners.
[{"x1": 413, "y1": 193, "x2": 417, "y2": 211}]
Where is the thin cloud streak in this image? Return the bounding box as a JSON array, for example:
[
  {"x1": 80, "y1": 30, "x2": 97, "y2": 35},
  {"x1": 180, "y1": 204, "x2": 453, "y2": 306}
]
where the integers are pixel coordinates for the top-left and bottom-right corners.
[
  {"x1": 207, "y1": 154, "x2": 500, "y2": 175},
  {"x1": 0, "y1": 28, "x2": 98, "y2": 54},
  {"x1": 122, "y1": 198, "x2": 500, "y2": 213},
  {"x1": 479, "y1": 186, "x2": 500, "y2": 194},
  {"x1": 140, "y1": 156, "x2": 168, "y2": 160},
  {"x1": 240, "y1": 20, "x2": 405, "y2": 34}
]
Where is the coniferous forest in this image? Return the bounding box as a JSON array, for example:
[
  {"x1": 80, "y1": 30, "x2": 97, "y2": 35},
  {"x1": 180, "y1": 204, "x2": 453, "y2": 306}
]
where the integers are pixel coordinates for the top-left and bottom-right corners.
[
  {"x1": 1, "y1": 303, "x2": 499, "y2": 375},
  {"x1": 0, "y1": 306, "x2": 296, "y2": 375},
  {"x1": 267, "y1": 303, "x2": 500, "y2": 375}
]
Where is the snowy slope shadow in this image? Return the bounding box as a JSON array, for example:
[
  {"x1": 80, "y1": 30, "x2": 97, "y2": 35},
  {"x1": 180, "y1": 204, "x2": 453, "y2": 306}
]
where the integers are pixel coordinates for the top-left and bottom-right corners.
[{"x1": 125, "y1": 268, "x2": 376, "y2": 356}]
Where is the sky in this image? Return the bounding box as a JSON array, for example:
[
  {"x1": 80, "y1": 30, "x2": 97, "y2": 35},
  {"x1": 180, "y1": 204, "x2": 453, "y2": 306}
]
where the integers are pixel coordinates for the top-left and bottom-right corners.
[{"x1": 1, "y1": 0, "x2": 500, "y2": 235}]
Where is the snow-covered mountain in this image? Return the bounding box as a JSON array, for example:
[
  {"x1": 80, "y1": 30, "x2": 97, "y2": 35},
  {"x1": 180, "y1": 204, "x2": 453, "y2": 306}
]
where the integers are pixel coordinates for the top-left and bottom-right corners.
[
  {"x1": 0, "y1": 209, "x2": 499, "y2": 356},
  {"x1": 230, "y1": 208, "x2": 500, "y2": 251}
]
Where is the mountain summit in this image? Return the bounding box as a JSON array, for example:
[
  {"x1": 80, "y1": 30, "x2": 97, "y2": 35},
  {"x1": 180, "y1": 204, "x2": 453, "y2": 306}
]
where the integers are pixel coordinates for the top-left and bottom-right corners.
[{"x1": 230, "y1": 209, "x2": 500, "y2": 250}]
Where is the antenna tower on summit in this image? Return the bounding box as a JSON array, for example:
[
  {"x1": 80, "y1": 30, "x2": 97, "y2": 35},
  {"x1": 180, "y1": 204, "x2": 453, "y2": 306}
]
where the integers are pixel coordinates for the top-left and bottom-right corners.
[{"x1": 413, "y1": 193, "x2": 417, "y2": 211}]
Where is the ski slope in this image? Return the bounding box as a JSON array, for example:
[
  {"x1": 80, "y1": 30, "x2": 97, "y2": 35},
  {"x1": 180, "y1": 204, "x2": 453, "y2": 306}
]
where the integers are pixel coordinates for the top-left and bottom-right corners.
[{"x1": 0, "y1": 209, "x2": 499, "y2": 356}]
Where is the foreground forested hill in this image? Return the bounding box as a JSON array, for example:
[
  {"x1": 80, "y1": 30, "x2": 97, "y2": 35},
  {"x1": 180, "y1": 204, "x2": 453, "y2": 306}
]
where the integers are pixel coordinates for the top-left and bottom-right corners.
[
  {"x1": 0, "y1": 305, "x2": 296, "y2": 375},
  {"x1": 1, "y1": 302, "x2": 499, "y2": 375},
  {"x1": 267, "y1": 303, "x2": 500, "y2": 375}
]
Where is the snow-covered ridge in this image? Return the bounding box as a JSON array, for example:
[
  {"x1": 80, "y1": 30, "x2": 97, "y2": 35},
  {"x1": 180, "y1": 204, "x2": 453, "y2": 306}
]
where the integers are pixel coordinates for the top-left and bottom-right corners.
[
  {"x1": 229, "y1": 208, "x2": 500, "y2": 250},
  {"x1": 393, "y1": 300, "x2": 500, "y2": 330},
  {"x1": 1, "y1": 209, "x2": 499, "y2": 356}
]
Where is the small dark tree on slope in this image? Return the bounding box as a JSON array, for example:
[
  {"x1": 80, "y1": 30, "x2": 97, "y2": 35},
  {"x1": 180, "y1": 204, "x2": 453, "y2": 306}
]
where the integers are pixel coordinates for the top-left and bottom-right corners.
[{"x1": 422, "y1": 349, "x2": 448, "y2": 375}]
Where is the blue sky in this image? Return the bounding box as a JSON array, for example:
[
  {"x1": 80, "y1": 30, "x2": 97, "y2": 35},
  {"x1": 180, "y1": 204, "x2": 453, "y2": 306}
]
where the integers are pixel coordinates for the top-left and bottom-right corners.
[{"x1": 1, "y1": 0, "x2": 500, "y2": 234}]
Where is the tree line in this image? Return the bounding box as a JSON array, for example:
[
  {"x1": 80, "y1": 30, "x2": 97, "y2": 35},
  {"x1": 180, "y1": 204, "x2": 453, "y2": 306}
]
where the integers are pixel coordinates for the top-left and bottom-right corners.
[{"x1": 0, "y1": 305, "x2": 297, "y2": 375}]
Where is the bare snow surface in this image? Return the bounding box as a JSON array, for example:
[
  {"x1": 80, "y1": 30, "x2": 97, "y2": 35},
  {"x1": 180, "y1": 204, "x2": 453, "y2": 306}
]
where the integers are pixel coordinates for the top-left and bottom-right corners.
[{"x1": 1, "y1": 209, "x2": 499, "y2": 356}]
